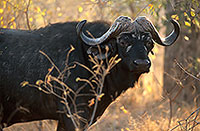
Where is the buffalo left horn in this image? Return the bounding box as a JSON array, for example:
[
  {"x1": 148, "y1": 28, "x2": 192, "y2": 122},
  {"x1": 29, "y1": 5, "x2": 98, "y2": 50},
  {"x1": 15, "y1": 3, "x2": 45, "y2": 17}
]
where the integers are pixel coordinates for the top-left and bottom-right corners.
[
  {"x1": 76, "y1": 16, "x2": 133, "y2": 46},
  {"x1": 134, "y1": 16, "x2": 180, "y2": 46}
]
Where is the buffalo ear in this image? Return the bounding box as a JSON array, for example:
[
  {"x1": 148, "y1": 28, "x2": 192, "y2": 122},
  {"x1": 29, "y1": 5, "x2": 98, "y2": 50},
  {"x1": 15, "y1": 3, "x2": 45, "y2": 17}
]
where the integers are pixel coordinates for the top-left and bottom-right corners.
[{"x1": 87, "y1": 45, "x2": 111, "y2": 60}]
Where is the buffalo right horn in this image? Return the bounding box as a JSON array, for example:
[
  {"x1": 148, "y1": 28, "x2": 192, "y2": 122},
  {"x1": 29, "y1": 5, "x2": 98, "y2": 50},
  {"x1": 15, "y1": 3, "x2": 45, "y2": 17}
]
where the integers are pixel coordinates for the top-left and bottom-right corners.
[{"x1": 76, "y1": 16, "x2": 133, "y2": 46}]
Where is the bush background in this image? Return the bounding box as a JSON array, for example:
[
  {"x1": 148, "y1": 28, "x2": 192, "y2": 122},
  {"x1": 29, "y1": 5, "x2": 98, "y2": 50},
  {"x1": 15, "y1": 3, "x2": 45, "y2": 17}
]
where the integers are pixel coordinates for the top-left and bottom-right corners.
[{"x1": 1, "y1": 0, "x2": 200, "y2": 130}]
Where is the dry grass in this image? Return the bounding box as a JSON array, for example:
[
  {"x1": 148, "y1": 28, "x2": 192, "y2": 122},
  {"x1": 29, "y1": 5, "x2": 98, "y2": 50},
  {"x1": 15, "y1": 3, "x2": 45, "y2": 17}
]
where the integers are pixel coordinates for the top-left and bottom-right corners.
[
  {"x1": 4, "y1": 72, "x2": 200, "y2": 131},
  {"x1": 4, "y1": 97, "x2": 200, "y2": 131},
  {"x1": 88, "y1": 88, "x2": 200, "y2": 131}
]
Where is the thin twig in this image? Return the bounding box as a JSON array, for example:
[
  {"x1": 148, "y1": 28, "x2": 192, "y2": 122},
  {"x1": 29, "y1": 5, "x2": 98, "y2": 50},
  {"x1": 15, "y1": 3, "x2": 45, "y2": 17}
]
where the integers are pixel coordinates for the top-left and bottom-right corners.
[
  {"x1": 175, "y1": 59, "x2": 200, "y2": 82},
  {"x1": 24, "y1": 0, "x2": 31, "y2": 30},
  {"x1": 86, "y1": 70, "x2": 107, "y2": 129},
  {"x1": 133, "y1": 0, "x2": 155, "y2": 20},
  {"x1": 168, "y1": 98, "x2": 173, "y2": 130},
  {"x1": 171, "y1": 107, "x2": 200, "y2": 130},
  {"x1": 39, "y1": 50, "x2": 61, "y2": 75}
]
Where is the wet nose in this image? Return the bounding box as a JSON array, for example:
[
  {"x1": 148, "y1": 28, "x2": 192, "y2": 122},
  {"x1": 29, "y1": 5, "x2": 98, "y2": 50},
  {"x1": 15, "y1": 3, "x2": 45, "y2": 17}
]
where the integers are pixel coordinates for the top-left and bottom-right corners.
[{"x1": 133, "y1": 59, "x2": 151, "y2": 68}]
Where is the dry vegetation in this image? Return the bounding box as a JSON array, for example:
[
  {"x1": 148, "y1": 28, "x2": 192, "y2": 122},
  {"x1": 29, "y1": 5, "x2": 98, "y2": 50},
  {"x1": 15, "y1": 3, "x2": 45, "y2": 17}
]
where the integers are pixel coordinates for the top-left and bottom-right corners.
[{"x1": 1, "y1": 0, "x2": 200, "y2": 130}]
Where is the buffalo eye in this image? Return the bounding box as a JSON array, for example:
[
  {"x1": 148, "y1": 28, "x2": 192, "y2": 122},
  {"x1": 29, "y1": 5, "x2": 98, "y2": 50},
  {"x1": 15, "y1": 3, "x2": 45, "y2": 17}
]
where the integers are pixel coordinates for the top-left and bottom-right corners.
[
  {"x1": 120, "y1": 41, "x2": 126, "y2": 47},
  {"x1": 118, "y1": 38, "x2": 129, "y2": 47},
  {"x1": 145, "y1": 41, "x2": 154, "y2": 52},
  {"x1": 117, "y1": 33, "x2": 132, "y2": 47},
  {"x1": 145, "y1": 41, "x2": 151, "y2": 47}
]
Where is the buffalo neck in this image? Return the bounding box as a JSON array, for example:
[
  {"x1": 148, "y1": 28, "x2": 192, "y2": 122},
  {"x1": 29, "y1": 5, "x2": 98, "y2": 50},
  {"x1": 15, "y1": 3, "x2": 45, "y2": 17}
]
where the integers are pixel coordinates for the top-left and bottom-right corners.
[{"x1": 104, "y1": 63, "x2": 141, "y2": 100}]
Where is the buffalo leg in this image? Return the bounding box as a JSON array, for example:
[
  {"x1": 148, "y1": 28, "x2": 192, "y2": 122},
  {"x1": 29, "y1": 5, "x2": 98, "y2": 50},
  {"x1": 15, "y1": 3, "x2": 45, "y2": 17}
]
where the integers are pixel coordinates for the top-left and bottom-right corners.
[
  {"x1": 57, "y1": 115, "x2": 75, "y2": 131},
  {"x1": 57, "y1": 122, "x2": 65, "y2": 131},
  {"x1": 0, "y1": 104, "x2": 3, "y2": 131},
  {"x1": 57, "y1": 121, "x2": 76, "y2": 131}
]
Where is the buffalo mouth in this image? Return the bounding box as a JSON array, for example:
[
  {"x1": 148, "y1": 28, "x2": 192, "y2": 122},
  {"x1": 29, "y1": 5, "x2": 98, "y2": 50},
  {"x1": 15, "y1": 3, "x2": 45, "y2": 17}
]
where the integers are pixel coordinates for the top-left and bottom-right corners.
[{"x1": 130, "y1": 67, "x2": 150, "y2": 74}]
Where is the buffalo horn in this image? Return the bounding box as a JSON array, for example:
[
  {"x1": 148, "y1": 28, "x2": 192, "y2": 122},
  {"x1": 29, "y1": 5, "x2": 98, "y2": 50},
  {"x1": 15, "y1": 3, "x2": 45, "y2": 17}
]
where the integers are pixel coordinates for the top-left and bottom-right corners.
[
  {"x1": 76, "y1": 16, "x2": 132, "y2": 46},
  {"x1": 134, "y1": 16, "x2": 180, "y2": 46}
]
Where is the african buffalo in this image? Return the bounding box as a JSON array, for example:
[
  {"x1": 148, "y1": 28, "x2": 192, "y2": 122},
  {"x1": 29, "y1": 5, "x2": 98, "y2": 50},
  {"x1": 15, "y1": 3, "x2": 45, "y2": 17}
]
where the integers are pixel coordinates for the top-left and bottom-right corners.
[{"x1": 0, "y1": 16, "x2": 180, "y2": 131}]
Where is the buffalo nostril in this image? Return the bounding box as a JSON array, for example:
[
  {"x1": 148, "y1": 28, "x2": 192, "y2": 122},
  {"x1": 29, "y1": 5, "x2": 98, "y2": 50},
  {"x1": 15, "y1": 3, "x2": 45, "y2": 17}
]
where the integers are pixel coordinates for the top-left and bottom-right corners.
[{"x1": 133, "y1": 59, "x2": 151, "y2": 67}]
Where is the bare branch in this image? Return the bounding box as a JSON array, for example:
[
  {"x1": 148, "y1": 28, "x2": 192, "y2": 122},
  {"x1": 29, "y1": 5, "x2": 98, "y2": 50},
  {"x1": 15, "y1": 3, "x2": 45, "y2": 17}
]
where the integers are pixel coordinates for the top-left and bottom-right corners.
[
  {"x1": 24, "y1": 0, "x2": 31, "y2": 30},
  {"x1": 175, "y1": 59, "x2": 200, "y2": 82},
  {"x1": 134, "y1": 0, "x2": 155, "y2": 20}
]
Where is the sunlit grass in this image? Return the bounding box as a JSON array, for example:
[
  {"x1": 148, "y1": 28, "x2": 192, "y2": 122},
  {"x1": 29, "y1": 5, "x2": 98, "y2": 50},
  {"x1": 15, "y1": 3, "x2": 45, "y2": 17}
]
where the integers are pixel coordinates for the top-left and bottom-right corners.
[
  {"x1": 89, "y1": 85, "x2": 200, "y2": 131},
  {"x1": 4, "y1": 72, "x2": 200, "y2": 131}
]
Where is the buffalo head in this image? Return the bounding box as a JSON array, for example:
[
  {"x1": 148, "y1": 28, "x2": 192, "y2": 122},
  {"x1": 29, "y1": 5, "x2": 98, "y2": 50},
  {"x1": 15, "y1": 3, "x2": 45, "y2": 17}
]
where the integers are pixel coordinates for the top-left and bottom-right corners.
[{"x1": 76, "y1": 16, "x2": 180, "y2": 74}]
